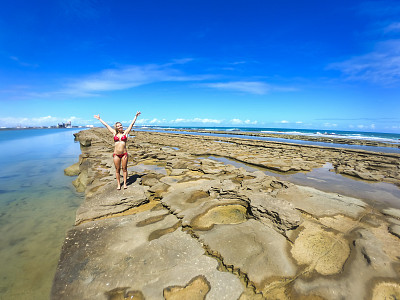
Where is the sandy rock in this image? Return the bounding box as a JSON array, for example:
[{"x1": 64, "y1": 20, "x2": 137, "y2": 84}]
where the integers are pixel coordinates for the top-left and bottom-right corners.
[
  {"x1": 290, "y1": 222, "x2": 350, "y2": 275},
  {"x1": 278, "y1": 185, "x2": 367, "y2": 218},
  {"x1": 79, "y1": 139, "x2": 92, "y2": 147},
  {"x1": 372, "y1": 282, "x2": 400, "y2": 299},
  {"x1": 389, "y1": 224, "x2": 400, "y2": 238},
  {"x1": 247, "y1": 192, "x2": 301, "y2": 232},
  {"x1": 72, "y1": 169, "x2": 89, "y2": 193},
  {"x1": 163, "y1": 275, "x2": 211, "y2": 300},
  {"x1": 196, "y1": 220, "x2": 297, "y2": 293},
  {"x1": 52, "y1": 211, "x2": 244, "y2": 300},
  {"x1": 190, "y1": 204, "x2": 248, "y2": 230},
  {"x1": 382, "y1": 207, "x2": 400, "y2": 219},
  {"x1": 292, "y1": 225, "x2": 400, "y2": 299},
  {"x1": 75, "y1": 181, "x2": 149, "y2": 224},
  {"x1": 56, "y1": 128, "x2": 400, "y2": 300},
  {"x1": 64, "y1": 162, "x2": 80, "y2": 176}
]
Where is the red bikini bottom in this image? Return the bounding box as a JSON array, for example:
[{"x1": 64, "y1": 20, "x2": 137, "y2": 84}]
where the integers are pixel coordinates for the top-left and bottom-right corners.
[{"x1": 113, "y1": 152, "x2": 128, "y2": 158}]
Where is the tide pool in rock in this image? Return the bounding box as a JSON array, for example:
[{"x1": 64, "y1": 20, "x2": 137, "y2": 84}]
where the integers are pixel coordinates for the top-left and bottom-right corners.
[
  {"x1": 0, "y1": 129, "x2": 83, "y2": 299},
  {"x1": 206, "y1": 156, "x2": 400, "y2": 209}
]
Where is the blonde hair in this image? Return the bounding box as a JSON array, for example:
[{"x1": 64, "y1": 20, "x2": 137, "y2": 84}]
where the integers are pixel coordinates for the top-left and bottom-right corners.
[{"x1": 114, "y1": 122, "x2": 122, "y2": 133}]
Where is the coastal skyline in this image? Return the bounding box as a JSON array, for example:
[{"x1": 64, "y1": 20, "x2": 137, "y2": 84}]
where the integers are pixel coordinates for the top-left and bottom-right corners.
[{"x1": 1, "y1": 0, "x2": 400, "y2": 133}]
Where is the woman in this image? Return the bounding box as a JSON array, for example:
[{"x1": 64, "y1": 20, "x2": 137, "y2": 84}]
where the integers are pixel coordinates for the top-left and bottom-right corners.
[{"x1": 94, "y1": 111, "x2": 141, "y2": 190}]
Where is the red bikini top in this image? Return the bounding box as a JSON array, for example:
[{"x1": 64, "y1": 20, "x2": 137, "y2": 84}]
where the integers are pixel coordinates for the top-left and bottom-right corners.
[{"x1": 114, "y1": 135, "x2": 127, "y2": 142}]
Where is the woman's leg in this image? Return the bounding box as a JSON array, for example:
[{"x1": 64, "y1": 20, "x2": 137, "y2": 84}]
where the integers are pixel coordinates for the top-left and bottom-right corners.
[
  {"x1": 121, "y1": 154, "x2": 128, "y2": 189},
  {"x1": 113, "y1": 155, "x2": 122, "y2": 189}
]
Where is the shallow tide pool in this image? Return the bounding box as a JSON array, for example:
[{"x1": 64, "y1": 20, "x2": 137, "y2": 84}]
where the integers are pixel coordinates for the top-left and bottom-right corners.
[
  {"x1": 206, "y1": 156, "x2": 400, "y2": 209},
  {"x1": 0, "y1": 129, "x2": 83, "y2": 299}
]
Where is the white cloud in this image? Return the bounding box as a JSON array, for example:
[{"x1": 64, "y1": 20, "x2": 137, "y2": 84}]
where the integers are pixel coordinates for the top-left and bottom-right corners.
[
  {"x1": 384, "y1": 22, "x2": 400, "y2": 33},
  {"x1": 0, "y1": 115, "x2": 90, "y2": 127},
  {"x1": 230, "y1": 118, "x2": 243, "y2": 124},
  {"x1": 149, "y1": 118, "x2": 161, "y2": 124},
  {"x1": 279, "y1": 120, "x2": 289, "y2": 124},
  {"x1": 328, "y1": 39, "x2": 400, "y2": 86},
  {"x1": 230, "y1": 118, "x2": 258, "y2": 125},
  {"x1": 28, "y1": 60, "x2": 209, "y2": 98},
  {"x1": 203, "y1": 81, "x2": 297, "y2": 95},
  {"x1": 192, "y1": 118, "x2": 222, "y2": 124},
  {"x1": 323, "y1": 123, "x2": 338, "y2": 127},
  {"x1": 9, "y1": 56, "x2": 39, "y2": 68},
  {"x1": 204, "y1": 81, "x2": 271, "y2": 95},
  {"x1": 354, "y1": 124, "x2": 376, "y2": 130},
  {"x1": 170, "y1": 118, "x2": 223, "y2": 124},
  {"x1": 64, "y1": 64, "x2": 200, "y2": 96}
]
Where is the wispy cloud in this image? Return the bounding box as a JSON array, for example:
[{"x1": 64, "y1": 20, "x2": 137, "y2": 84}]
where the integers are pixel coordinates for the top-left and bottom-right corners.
[
  {"x1": 230, "y1": 118, "x2": 258, "y2": 125},
  {"x1": 12, "y1": 60, "x2": 297, "y2": 99},
  {"x1": 0, "y1": 115, "x2": 91, "y2": 127},
  {"x1": 170, "y1": 118, "x2": 223, "y2": 124},
  {"x1": 205, "y1": 81, "x2": 270, "y2": 95},
  {"x1": 30, "y1": 61, "x2": 208, "y2": 98},
  {"x1": 329, "y1": 1, "x2": 400, "y2": 86},
  {"x1": 323, "y1": 122, "x2": 338, "y2": 127},
  {"x1": 9, "y1": 56, "x2": 38, "y2": 68},
  {"x1": 348, "y1": 124, "x2": 376, "y2": 130},
  {"x1": 134, "y1": 117, "x2": 224, "y2": 125},
  {"x1": 384, "y1": 22, "x2": 400, "y2": 34},
  {"x1": 137, "y1": 117, "x2": 259, "y2": 126},
  {"x1": 316, "y1": 117, "x2": 400, "y2": 121},
  {"x1": 203, "y1": 81, "x2": 297, "y2": 95},
  {"x1": 328, "y1": 39, "x2": 400, "y2": 86}
]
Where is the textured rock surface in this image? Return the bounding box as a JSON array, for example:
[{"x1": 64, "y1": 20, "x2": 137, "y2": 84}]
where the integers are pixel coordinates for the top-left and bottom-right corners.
[{"x1": 52, "y1": 128, "x2": 400, "y2": 299}]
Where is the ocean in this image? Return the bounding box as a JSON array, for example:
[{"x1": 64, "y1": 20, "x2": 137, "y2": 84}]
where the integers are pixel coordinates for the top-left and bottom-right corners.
[
  {"x1": 136, "y1": 126, "x2": 400, "y2": 153},
  {"x1": 0, "y1": 128, "x2": 83, "y2": 299},
  {"x1": 141, "y1": 126, "x2": 400, "y2": 142}
]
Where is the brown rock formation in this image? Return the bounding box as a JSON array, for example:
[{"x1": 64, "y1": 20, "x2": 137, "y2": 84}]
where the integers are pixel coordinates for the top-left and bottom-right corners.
[{"x1": 51, "y1": 128, "x2": 400, "y2": 299}]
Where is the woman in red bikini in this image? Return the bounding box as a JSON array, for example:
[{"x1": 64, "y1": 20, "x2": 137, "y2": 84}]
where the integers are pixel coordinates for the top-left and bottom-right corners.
[{"x1": 94, "y1": 111, "x2": 141, "y2": 190}]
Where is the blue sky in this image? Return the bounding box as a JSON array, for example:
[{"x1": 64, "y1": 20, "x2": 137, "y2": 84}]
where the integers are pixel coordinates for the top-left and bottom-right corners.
[{"x1": 1, "y1": 0, "x2": 400, "y2": 132}]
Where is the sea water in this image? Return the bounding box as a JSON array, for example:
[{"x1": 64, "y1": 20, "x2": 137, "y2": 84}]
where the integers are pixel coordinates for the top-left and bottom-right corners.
[
  {"x1": 0, "y1": 128, "x2": 83, "y2": 299},
  {"x1": 136, "y1": 126, "x2": 400, "y2": 154}
]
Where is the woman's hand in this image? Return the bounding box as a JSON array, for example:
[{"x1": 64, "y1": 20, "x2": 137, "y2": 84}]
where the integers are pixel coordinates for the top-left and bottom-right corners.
[
  {"x1": 94, "y1": 114, "x2": 101, "y2": 120},
  {"x1": 136, "y1": 111, "x2": 141, "y2": 117}
]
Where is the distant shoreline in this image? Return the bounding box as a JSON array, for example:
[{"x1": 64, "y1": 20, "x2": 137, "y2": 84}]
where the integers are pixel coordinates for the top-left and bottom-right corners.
[
  {"x1": 2, "y1": 125, "x2": 399, "y2": 150},
  {"x1": 0, "y1": 126, "x2": 91, "y2": 131},
  {"x1": 138, "y1": 127, "x2": 400, "y2": 151}
]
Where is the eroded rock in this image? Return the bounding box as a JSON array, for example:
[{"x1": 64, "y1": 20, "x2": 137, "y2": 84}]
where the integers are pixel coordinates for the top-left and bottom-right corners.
[{"x1": 54, "y1": 128, "x2": 400, "y2": 300}]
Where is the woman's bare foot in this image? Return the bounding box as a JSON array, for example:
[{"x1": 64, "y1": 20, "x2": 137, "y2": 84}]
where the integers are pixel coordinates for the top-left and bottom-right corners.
[
  {"x1": 117, "y1": 185, "x2": 121, "y2": 190},
  {"x1": 123, "y1": 184, "x2": 127, "y2": 189}
]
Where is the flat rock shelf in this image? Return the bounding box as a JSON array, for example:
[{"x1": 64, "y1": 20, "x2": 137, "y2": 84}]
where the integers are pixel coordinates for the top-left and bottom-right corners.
[{"x1": 52, "y1": 128, "x2": 400, "y2": 300}]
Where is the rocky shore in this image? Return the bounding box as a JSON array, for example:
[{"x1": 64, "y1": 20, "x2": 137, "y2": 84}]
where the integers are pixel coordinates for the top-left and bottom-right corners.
[
  {"x1": 52, "y1": 128, "x2": 400, "y2": 299},
  {"x1": 151, "y1": 128, "x2": 400, "y2": 149}
]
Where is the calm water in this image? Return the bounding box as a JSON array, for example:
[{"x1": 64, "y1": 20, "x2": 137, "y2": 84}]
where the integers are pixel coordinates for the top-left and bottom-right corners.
[
  {"x1": 136, "y1": 127, "x2": 400, "y2": 154},
  {"x1": 0, "y1": 129, "x2": 83, "y2": 299},
  {"x1": 207, "y1": 156, "x2": 400, "y2": 209}
]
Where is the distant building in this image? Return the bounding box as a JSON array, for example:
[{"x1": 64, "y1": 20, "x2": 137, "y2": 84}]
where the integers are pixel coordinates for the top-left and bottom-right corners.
[{"x1": 58, "y1": 121, "x2": 72, "y2": 128}]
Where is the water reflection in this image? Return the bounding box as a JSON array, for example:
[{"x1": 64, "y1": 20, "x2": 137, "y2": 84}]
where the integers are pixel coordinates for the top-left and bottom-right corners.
[
  {"x1": 207, "y1": 156, "x2": 400, "y2": 209},
  {"x1": 0, "y1": 129, "x2": 83, "y2": 299}
]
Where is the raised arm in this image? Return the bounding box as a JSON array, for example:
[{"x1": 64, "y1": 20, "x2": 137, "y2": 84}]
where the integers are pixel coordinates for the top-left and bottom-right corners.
[
  {"x1": 124, "y1": 111, "x2": 141, "y2": 135},
  {"x1": 94, "y1": 114, "x2": 116, "y2": 135}
]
